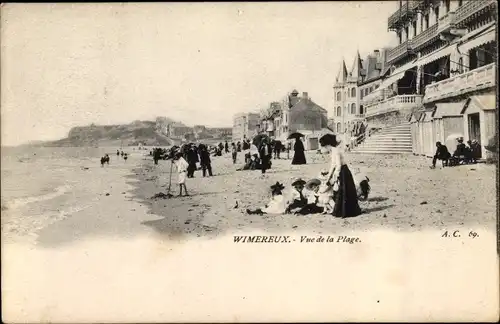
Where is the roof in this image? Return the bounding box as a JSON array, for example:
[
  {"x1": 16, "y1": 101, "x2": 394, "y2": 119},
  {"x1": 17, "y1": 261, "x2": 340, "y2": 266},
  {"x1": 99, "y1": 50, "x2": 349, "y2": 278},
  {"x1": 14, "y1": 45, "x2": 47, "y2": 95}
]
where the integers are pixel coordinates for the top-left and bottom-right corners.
[
  {"x1": 336, "y1": 59, "x2": 348, "y2": 84},
  {"x1": 433, "y1": 100, "x2": 467, "y2": 118},
  {"x1": 418, "y1": 109, "x2": 434, "y2": 122},
  {"x1": 349, "y1": 51, "x2": 363, "y2": 81},
  {"x1": 409, "y1": 111, "x2": 423, "y2": 123},
  {"x1": 290, "y1": 98, "x2": 328, "y2": 114},
  {"x1": 462, "y1": 93, "x2": 496, "y2": 113}
]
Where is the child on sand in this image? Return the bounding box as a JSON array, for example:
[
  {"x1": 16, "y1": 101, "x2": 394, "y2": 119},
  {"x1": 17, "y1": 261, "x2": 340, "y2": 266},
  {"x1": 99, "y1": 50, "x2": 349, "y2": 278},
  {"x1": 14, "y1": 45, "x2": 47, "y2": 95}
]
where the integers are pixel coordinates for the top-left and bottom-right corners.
[
  {"x1": 246, "y1": 182, "x2": 286, "y2": 215},
  {"x1": 285, "y1": 178, "x2": 307, "y2": 214},
  {"x1": 317, "y1": 170, "x2": 335, "y2": 214},
  {"x1": 173, "y1": 152, "x2": 189, "y2": 196}
]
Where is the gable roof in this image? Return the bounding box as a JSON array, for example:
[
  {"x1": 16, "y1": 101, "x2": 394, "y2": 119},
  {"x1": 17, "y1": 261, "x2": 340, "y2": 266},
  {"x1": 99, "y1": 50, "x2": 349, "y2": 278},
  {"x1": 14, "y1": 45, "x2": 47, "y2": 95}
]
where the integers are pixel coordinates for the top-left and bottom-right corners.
[
  {"x1": 461, "y1": 93, "x2": 496, "y2": 113},
  {"x1": 418, "y1": 109, "x2": 434, "y2": 122},
  {"x1": 290, "y1": 98, "x2": 328, "y2": 114},
  {"x1": 433, "y1": 100, "x2": 467, "y2": 118},
  {"x1": 409, "y1": 111, "x2": 423, "y2": 123}
]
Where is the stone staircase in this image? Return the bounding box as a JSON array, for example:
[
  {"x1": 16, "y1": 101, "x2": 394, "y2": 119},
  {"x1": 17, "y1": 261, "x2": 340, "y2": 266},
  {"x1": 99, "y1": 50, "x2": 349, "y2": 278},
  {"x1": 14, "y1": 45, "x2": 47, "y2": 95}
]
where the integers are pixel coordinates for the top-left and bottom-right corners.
[{"x1": 351, "y1": 123, "x2": 412, "y2": 154}]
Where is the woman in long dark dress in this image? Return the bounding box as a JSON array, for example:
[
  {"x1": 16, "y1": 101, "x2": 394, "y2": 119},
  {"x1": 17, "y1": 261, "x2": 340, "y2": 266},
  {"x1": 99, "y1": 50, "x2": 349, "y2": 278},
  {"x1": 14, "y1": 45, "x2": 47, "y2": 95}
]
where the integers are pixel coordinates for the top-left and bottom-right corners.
[
  {"x1": 319, "y1": 134, "x2": 361, "y2": 218},
  {"x1": 291, "y1": 138, "x2": 307, "y2": 165}
]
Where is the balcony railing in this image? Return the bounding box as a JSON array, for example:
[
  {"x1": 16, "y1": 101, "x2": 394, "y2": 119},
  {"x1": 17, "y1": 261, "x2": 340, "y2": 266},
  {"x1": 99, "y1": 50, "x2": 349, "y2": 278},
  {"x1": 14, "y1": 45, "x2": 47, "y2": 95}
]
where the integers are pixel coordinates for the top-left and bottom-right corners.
[
  {"x1": 408, "y1": 0, "x2": 423, "y2": 11},
  {"x1": 388, "y1": 2, "x2": 407, "y2": 30},
  {"x1": 365, "y1": 94, "x2": 423, "y2": 117},
  {"x1": 411, "y1": 23, "x2": 439, "y2": 52},
  {"x1": 423, "y1": 63, "x2": 496, "y2": 102},
  {"x1": 454, "y1": 0, "x2": 497, "y2": 28},
  {"x1": 388, "y1": 2, "x2": 419, "y2": 30},
  {"x1": 436, "y1": 12, "x2": 456, "y2": 35},
  {"x1": 387, "y1": 40, "x2": 413, "y2": 64}
]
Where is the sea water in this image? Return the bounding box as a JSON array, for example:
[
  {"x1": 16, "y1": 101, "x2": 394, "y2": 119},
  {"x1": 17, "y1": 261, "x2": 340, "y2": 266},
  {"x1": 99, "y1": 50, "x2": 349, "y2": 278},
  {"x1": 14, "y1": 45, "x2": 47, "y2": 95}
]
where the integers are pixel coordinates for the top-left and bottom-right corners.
[{"x1": 1, "y1": 146, "x2": 148, "y2": 242}]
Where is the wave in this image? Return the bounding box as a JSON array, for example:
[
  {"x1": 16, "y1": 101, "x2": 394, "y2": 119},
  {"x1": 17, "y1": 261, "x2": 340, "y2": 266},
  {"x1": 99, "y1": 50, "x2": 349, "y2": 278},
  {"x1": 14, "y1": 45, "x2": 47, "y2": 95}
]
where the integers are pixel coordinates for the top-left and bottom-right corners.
[{"x1": 5, "y1": 184, "x2": 72, "y2": 210}]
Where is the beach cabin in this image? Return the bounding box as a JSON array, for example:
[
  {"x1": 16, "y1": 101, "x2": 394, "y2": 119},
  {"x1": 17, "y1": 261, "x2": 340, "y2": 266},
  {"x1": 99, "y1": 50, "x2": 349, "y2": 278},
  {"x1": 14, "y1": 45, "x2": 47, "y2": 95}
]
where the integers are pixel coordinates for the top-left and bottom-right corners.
[
  {"x1": 432, "y1": 100, "x2": 466, "y2": 145},
  {"x1": 418, "y1": 109, "x2": 435, "y2": 157},
  {"x1": 409, "y1": 111, "x2": 423, "y2": 155},
  {"x1": 461, "y1": 94, "x2": 496, "y2": 159}
]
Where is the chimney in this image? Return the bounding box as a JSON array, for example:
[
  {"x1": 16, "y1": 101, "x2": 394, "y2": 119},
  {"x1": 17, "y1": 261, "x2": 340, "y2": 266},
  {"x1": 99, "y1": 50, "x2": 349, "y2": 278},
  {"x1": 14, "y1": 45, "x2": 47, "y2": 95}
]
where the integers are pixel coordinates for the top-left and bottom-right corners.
[
  {"x1": 373, "y1": 49, "x2": 380, "y2": 58},
  {"x1": 302, "y1": 92, "x2": 308, "y2": 99}
]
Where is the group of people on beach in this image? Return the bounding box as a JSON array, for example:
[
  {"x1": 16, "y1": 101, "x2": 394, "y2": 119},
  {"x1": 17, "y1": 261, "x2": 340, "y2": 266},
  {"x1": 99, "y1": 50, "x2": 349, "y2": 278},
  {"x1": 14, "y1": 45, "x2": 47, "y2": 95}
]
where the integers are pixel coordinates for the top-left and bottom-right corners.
[
  {"x1": 247, "y1": 134, "x2": 369, "y2": 218},
  {"x1": 154, "y1": 132, "x2": 368, "y2": 218},
  {"x1": 431, "y1": 137, "x2": 481, "y2": 168},
  {"x1": 100, "y1": 150, "x2": 128, "y2": 166}
]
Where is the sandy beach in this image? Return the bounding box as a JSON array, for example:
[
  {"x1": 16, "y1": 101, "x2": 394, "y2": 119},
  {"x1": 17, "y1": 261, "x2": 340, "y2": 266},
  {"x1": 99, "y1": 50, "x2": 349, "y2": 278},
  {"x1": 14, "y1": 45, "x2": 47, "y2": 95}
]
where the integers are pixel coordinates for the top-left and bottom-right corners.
[
  {"x1": 2, "y1": 150, "x2": 498, "y2": 322},
  {"x1": 131, "y1": 151, "x2": 497, "y2": 239}
]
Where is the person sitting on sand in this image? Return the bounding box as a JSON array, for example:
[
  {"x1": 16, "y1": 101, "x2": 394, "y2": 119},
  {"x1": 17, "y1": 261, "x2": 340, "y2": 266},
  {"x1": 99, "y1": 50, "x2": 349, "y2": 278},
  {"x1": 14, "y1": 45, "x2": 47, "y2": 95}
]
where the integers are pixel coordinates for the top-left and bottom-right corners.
[
  {"x1": 173, "y1": 152, "x2": 189, "y2": 196},
  {"x1": 431, "y1": 142, "x2": 451, "y2": 169},
  {"x1": 453, "y1": 138, "x2": 468, "y2": 159},
  {"x1": 293, "y1": 179, "x2": 324, "y2": 215},
  {"x1": 285, "y1": 178, "x2": 307, "y2": 213},
  {"x1": 247, "y1": 182, "x2": 286, "y2": 215}
]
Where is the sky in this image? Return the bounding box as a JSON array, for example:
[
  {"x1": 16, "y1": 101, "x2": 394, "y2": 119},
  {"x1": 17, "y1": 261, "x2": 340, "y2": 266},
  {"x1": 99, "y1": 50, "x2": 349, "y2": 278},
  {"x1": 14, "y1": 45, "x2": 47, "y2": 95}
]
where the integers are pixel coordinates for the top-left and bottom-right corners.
[{"x1": 1, "y1": 2, "x2": 398, "y2": 146}]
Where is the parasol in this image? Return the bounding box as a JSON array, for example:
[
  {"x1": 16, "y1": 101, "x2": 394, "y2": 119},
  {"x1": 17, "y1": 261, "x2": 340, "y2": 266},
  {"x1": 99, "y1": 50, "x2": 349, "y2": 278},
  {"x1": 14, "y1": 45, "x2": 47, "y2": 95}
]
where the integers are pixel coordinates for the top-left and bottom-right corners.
[
  {"x1": 287, "y1": 132, "x2": 305, "y2": 140},
  {"x1": 252, "y1": 134, "x2": 270, "y2": 148},
  {"x1": 445, "y1": 133, "x2": 464, "y2": 154}
]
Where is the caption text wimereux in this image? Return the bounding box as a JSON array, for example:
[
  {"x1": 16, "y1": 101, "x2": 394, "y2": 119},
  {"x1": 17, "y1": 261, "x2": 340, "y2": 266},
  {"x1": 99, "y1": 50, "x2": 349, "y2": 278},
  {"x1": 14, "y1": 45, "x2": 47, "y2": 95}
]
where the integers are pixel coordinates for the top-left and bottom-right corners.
[{"x1": 233, "y1": 235, "x2": 361, "y2": 244}]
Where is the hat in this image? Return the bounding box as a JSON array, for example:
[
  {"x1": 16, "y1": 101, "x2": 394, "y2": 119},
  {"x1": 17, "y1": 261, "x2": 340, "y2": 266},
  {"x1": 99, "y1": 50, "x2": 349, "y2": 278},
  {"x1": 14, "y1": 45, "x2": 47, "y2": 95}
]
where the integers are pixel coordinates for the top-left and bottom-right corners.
[
  {"x1": 291, "y1": 178, "x2": 306, "y2": 186},
  {"x1": 270, "y1": 182, "x2": 285, "y2": 191},
  {"x1": 305, "y1": 178, "x2": 321, "y2": 190},
  {"x1": 320, "y1": 169, "x2": 329, "y2": 176},
  {"x1": 319, "y1": 134, "x2": 339, "y2": 147}
]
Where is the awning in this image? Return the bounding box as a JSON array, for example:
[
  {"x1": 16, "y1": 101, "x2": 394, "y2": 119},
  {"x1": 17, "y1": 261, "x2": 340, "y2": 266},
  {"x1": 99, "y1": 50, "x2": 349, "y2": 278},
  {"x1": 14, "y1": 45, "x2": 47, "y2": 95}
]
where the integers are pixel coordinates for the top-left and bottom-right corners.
[
  {"x1": 417, "y1": 45, "x2": 455, "y2": 66},
  {"x1": 432, "y1": 100, "x2": 467, "y2": 118},
  {"x1": 458, "y1": 25, "x2": 496, "y2": 53},
  {"x1": 377, "y1": 59, "x2": 418, "y2": 89}
]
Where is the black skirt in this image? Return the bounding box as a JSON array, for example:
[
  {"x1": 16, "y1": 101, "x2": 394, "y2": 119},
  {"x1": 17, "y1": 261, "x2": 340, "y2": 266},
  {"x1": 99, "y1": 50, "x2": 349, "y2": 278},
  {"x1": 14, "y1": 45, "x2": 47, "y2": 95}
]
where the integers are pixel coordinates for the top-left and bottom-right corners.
[
  {"x1": 291, "y1": 150, "x2": 307, "y2": 165},
  {"x1": 332, "y1": 164, "x2": 362, "y2": 218}
]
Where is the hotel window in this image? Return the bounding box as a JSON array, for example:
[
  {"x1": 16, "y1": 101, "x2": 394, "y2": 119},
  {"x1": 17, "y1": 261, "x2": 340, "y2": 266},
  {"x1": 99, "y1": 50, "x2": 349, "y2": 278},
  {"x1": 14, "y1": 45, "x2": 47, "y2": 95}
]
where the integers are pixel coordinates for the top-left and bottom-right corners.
[
  {"x1": 336, "y1": 106, "x2": 342, "y2": 116},
  {"x1": 458, "y1": 0, "x2": 463, "y2": 6},
  {"x1": 351, "y1": 103, "x2": 356, "y2": 114},
  {"x1": 336, "y1": 123, "x2": 341, "y2": 133},
  {"x1": 336, "y1": 91, "x2": 341, "y2": 101},
  {"x1": 351, "y1": 88, "x2": 356, "y2": 97},
  {"x1": 434, "y1": 6, "x2": 439, "y2": 22},
  {"x1": 360, "y1": 105, "x2": 364, "y2": 115},
  {"x1": 412, "y1": 21, "x2": 417, "y2": 38},
  {"x1": 424, "y1": 14, "x2": 429, "y2": 30}
]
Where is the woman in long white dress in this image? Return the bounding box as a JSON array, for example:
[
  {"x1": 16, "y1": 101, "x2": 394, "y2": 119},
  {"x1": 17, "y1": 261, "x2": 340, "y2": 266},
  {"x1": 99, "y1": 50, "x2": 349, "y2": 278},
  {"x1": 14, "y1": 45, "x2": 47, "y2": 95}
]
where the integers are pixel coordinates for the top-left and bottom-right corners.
[{"x1": 319, "y1": 134, "x2": 362, "y2": 218}]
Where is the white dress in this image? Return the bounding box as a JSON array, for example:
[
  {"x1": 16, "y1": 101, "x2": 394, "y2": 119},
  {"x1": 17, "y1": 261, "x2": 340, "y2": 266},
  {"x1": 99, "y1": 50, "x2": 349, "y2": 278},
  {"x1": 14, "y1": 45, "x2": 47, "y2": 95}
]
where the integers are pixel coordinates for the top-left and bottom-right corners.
[
  {"x1": 262, "y1": 194, "x2": 286, "y2": 214},
  {"x1": 174, "y1": 157, "x2": 189, "y2": 184}
]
